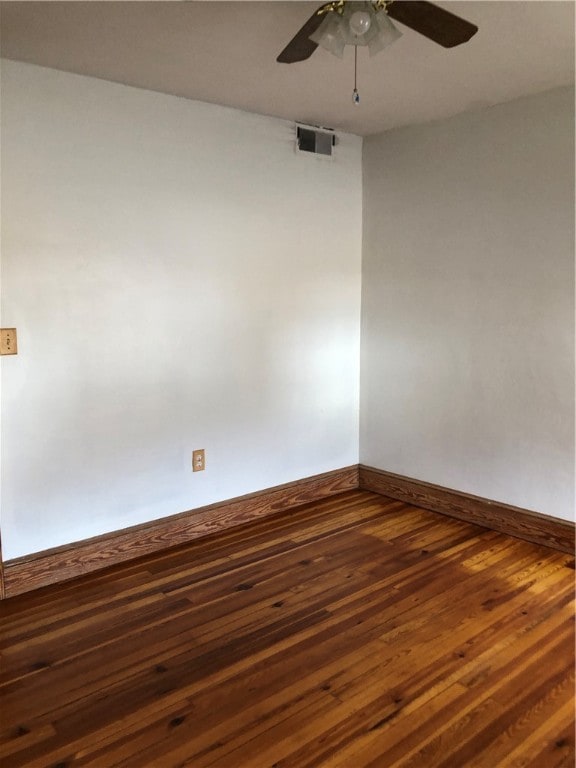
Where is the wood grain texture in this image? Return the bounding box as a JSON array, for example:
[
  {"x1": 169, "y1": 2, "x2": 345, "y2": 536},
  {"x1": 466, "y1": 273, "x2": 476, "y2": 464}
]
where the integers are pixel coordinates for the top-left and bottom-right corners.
[
  {"x1": 0, "y1": 534, "x2": 5, "y2": 600},
  {"x1": 359, "y1": 465, "x2": 575, "y2": 554},
  {"x1": 0, "y1": 490, "x2": 573, "y2": 767},
  {"x1": 3, "y1": 465, "x2": 359, "y2": 598}
]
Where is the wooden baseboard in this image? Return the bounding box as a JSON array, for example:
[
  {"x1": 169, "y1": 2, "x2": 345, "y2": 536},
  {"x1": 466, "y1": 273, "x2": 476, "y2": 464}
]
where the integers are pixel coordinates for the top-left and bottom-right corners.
[
  {"x1": 359, "y1": 465, "x2": 575, "y2": 555},
  {"x1": 5, "y1": 462, "x2": 572, "y2": 598},
  {"x1": 3, "y1": 465, "x2": 359, "y2": 598},
  {"x1": 0, "y1": 540, "x2": 4, "y2": 601}
]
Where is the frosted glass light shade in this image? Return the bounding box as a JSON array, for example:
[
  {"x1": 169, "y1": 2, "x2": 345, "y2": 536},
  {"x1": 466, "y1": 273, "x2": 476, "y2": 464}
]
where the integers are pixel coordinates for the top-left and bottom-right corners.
[
  {"x1": 309, "y1": 12, "x2": 347, "y2": 58},
  {"x1": 369, "y1": 10, "x2": 403, "y2": 56}
]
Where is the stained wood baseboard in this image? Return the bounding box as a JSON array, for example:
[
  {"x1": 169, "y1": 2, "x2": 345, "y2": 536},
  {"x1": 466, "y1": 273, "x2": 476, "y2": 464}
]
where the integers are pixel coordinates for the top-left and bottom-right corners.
[
  {"x1": 4, "y1": 462, "x2": 573, "y2": 598},
  {"x1": 359, "y1": 465, "x2": 575, "y2": 555},
  {"x1": 2, "y1": 465, "x2": 359, "y2": 598},
  {"x1": 0, "y1": 543, "x2": 4, "y2": 601}
]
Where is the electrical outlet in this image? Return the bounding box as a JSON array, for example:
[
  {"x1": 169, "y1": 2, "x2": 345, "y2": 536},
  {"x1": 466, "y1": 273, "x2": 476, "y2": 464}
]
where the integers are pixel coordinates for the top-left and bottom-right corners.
[
  {"x1": 0, "y1": 328, "x2": 17, "y2": 356},
  {"x1": 192, "y1": 449, "x2": 205, "y2": 472}
]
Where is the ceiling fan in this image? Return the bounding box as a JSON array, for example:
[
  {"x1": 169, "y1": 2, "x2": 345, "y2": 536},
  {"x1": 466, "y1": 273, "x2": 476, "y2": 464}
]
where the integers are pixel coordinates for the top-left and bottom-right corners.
[{"x1": 277, "y1": 0, "x2": 478, "y2": 63}]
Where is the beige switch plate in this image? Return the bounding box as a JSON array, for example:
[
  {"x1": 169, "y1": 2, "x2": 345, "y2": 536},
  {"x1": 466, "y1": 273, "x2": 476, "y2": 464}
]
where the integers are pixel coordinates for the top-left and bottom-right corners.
[
  {"x1": 192, "y1": 449, "x2": 205, "y2": 472},
  {"x1": 0, "y1": 328, "x2": 17, "y2": 355}
]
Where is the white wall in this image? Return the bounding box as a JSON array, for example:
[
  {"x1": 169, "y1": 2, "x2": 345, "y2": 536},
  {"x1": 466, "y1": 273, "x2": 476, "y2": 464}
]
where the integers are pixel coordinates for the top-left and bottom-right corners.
[
  {"x1": 0, "y1": 60, "x2": 362, "y2": 559},
  {"x1": 2, "y1": 64, "x2": 573, "y2": 563},
  {"x1": 360, "y1": 87, "x2": 575, "y2": 521}
]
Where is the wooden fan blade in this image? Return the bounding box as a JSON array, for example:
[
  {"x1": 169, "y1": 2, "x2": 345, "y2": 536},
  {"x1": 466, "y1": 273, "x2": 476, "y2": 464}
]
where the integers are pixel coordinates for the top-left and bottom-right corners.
[
  {"x1": 277, "y1": 5, "x2": 327, "y2": 63},
  {"x1": 386, "y1": 1, "x2": 478, "y2": 48}
]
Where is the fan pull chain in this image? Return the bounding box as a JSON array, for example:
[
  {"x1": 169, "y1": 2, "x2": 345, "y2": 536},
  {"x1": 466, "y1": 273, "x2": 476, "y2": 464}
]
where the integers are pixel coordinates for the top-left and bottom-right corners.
[{"x1": 352, "y1": 45, "x2": 360, "y2": 105}]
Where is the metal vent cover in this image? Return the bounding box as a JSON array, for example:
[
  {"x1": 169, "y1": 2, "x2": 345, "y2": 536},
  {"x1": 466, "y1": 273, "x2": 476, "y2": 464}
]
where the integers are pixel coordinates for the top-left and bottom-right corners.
[{"x1": 296, "y1": 126, "x2": 336, "y2": 156}]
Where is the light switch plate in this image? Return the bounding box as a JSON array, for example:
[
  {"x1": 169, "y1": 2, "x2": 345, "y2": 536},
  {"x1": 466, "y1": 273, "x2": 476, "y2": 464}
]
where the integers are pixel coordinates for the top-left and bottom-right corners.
[{"x1": 0, "y1": 328, "x2": 17, "y2": 355}]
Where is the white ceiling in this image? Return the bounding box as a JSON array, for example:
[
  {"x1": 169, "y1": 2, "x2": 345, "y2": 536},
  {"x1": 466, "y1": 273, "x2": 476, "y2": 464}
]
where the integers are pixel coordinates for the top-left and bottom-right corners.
[{"x1": 0, "y1": 1, "x2": 574, "y2": 136}]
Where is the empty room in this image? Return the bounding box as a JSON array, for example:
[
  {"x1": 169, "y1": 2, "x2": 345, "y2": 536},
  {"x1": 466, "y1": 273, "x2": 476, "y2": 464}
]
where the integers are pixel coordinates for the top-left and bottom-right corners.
[{"x1": 0, "y1": 1, "x2": 574, "y2": 766}]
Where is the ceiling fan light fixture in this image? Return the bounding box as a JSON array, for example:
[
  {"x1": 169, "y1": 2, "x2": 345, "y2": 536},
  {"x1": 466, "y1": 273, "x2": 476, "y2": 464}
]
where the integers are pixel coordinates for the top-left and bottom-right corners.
[
  {"x1": 309, "y1": 12, "x2": 347, "y2": 58},
  {"x1": 368, "y1": 9, "x2": 403, "y2": 56},
  {"x1": 341, "y1": 2, "x2": 378, "y2": 46},
  {"x1": 309, "y1": 2, "x2": 403, "y2": 59}
]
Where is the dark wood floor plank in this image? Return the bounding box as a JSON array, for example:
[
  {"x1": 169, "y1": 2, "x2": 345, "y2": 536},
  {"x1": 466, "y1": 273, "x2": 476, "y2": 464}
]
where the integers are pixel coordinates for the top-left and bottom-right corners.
[{"x1": 0, "y1": 490, "x2": 573, "y2": 768}]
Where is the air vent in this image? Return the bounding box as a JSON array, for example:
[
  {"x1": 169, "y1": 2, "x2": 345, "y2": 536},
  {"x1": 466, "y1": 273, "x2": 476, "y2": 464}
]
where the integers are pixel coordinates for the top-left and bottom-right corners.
[{"x1": 296, "y1": 126, "x2": 336, "y2": 157}]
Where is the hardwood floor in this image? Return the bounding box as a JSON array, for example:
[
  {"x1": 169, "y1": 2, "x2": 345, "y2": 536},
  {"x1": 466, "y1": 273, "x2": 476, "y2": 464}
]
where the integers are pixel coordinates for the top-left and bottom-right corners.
[{"x1": 0, "y1": 490, "x2": 574, "y2": 767}]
